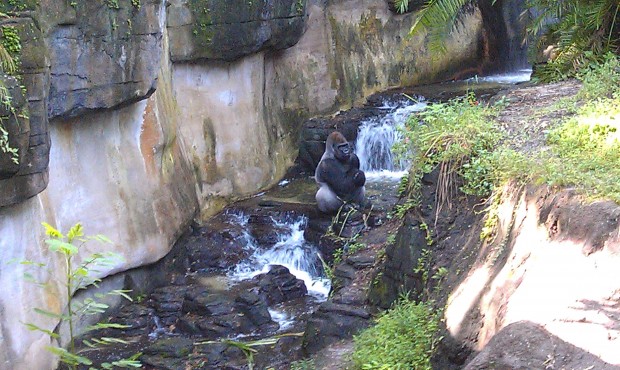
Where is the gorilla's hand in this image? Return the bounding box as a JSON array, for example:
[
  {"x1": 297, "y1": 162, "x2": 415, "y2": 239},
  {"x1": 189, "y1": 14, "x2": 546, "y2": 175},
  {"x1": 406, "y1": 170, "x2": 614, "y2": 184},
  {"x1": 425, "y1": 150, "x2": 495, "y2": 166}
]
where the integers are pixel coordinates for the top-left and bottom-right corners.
[{"x1": 352, "y1": 170, "x2": 365, "y2": 187}]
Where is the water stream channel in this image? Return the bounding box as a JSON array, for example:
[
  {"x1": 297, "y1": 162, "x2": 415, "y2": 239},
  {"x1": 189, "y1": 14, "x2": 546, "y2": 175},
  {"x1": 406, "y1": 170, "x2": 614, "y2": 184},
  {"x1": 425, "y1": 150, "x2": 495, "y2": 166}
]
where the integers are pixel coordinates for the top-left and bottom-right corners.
[{"x1": 89, "y1": 71, "x2": 531, "y2": 369}]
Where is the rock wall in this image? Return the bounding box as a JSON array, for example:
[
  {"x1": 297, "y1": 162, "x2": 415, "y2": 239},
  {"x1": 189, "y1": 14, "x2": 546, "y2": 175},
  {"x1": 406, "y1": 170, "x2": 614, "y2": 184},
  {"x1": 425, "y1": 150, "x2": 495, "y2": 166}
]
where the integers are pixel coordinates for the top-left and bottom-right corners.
[{"x1": 0, "y1": 0, "x2": 490, "y2": 368}]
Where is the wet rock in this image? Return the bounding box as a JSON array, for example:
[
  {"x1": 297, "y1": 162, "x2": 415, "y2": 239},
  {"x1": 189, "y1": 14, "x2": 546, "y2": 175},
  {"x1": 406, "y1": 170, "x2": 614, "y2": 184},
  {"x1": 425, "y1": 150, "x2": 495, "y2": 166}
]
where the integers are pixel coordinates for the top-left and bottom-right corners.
[
  {"x1": 346, "y1": 254, "x2": 375, "y2": 269},
  {"x1": 192, "y1": 342, "x2": 247, "y2": 370},
  {"x1": 177, "y1": 312, "x2": 255, "y2": 339},
  {"x1": 235, "y1": 291, "x2": 274, "y2": 327},
  {"x1": 182, "y1": 287, "x2": 236, "y2": 316},
  {"x1": 257, "y1": 265, "x2": 308, "y2": 305},
  {"x1": 333, "y1": 264, "x2": 356, "y2": 286},
  {"x1": 247, "y1": 214, "x2": 293, "y2": 247},
  {"x1": 182, "y1": 220, "x2": 251, "y2": 272},
  {"x1": 142, "y1": 337, "x2": 194, "y2": 370},
  {"x1": 302, "y1": 301, "x2": 371, "y2": 355},
  {"x1": 108, "y1": 304, "x2": 155, "y2": 336},
  {"x1": 149, "y1": 286, "x2": 187, "y2": 326}
]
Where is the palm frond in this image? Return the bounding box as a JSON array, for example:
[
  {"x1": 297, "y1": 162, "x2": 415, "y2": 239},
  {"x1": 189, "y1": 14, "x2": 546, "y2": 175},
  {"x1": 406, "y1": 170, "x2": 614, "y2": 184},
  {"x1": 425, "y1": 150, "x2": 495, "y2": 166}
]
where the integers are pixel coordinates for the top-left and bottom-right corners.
[
  {"x1": 0, "y1": 44, "x2": 16, "y2": 74},
  {"x1": 409, "y1": 0, "x2": 473, "y2": 53}
]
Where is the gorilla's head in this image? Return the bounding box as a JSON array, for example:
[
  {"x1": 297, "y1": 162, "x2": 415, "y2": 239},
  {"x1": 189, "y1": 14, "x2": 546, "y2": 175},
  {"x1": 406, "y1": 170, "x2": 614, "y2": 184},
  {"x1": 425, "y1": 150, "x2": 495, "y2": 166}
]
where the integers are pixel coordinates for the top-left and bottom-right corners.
[{"x1": 326, "y1": 131, "x2": 351, "y2": 162}]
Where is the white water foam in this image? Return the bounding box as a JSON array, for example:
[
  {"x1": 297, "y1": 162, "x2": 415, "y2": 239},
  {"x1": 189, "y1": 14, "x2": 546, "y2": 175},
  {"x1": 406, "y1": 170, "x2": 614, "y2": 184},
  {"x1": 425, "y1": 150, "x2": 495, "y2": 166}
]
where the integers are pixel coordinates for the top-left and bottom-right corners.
[
  {"x1": 466, "y1": 69, "x2": 532, "y2": 84},
  {"x1": 356, "y1": 101, "x2": 426, "y2": 175},
  {"x1": 231, "y1": 215, "x2": 331, "y2": 300}
]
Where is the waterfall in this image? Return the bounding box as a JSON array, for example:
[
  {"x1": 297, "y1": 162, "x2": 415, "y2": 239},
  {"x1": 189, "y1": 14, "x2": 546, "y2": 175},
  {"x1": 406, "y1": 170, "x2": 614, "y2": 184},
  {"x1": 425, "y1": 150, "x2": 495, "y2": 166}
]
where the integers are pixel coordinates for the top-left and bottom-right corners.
[
  {"x1": 231, "y1": 214, "x2": 330, "y2": 300},
  {"x1": 355, "y1": 100, "x2": 427, "y2": 176}
]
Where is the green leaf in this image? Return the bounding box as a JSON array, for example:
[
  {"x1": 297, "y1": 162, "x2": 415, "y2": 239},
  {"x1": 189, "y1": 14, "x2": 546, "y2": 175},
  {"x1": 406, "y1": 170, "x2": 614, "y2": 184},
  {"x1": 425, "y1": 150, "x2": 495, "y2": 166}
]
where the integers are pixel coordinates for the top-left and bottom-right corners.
[
  {"x1": 67, "y1": 223, "x2": 84, "y2": 243},
  {"x1": 45, "y1": 346, "x2": 93, "y2": 366},
  {"x1": 41, "y1": 222, "x2": 63, "y2": 238},
  {"x1": 45, "y1": 239, "x2": 78, "y2": 255},
  {"x1": 110, "y1": 289, "x2": 134, "y2": 301},
  {"x1": 85, "y1": 323, "x2": 130, "y2": 332},
  {"x1": 23, "y1": 323, "x2": 60, "y2": 338},
  {"x1": 33, "y1": 307, "x2": 63, "y2": 319},
  {"x1": 93, "y1": 234, "x2": 113, "y2": 244}
]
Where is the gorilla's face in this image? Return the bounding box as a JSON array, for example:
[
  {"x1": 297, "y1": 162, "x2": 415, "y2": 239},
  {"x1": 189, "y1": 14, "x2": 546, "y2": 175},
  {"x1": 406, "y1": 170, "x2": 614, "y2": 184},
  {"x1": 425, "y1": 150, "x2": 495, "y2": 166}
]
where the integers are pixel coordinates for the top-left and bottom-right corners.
[{"x1": 334, "y1": 142, "x2": 351, "y2": 162}]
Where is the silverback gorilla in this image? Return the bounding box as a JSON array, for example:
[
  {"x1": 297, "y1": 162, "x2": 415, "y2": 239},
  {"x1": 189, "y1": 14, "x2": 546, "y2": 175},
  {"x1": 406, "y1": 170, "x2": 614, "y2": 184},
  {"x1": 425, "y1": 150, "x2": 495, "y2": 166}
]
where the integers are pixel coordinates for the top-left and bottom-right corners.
[{"x1": 315, "y1": 131, "x2": 367, "y2": 213}]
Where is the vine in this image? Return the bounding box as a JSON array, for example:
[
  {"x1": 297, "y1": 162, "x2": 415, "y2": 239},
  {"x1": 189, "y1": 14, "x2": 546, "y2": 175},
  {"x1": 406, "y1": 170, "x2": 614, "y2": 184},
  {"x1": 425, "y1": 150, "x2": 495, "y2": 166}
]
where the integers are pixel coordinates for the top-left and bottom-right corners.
[{"x1": 0, "y1": 24, "x2": 22, "y2": 165}]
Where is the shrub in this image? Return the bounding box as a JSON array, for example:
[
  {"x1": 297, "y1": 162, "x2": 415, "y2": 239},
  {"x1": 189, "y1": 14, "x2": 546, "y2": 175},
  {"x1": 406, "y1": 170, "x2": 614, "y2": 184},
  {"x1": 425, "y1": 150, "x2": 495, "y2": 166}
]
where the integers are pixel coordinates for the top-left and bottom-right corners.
[{"x1": 352, "y1": 299, "x2": 441, "y2": 370}]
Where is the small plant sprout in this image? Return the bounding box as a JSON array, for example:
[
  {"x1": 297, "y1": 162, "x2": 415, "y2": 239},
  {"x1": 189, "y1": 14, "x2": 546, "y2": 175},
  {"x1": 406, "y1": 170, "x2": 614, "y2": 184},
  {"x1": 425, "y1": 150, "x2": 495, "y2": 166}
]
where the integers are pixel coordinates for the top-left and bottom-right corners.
[{"x1": 22, "y1": 222, "x2": 141, "y2": 370}]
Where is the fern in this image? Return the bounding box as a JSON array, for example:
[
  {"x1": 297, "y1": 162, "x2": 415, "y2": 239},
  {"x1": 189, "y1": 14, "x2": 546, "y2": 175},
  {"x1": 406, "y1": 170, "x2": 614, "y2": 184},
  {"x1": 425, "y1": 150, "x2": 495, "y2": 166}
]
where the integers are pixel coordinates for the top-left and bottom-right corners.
[{"x1": 409, "y1": 0, "x2": 491, "y2": 54}]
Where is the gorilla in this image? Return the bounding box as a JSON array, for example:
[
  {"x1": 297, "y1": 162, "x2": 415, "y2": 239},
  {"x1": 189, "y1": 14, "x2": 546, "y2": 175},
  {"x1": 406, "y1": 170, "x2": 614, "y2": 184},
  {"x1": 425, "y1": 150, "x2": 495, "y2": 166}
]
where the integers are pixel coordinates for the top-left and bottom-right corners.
[{"x1": 315, "y1": 131, "x2": 367, "y2": 213}]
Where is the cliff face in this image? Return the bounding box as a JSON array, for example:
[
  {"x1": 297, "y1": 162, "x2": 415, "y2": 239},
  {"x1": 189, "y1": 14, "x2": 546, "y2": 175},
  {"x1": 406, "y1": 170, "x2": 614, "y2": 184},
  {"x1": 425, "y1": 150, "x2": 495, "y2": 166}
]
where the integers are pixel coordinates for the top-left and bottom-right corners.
[{"x1": 0, "y1": 0, "x2": 489, "y2": 368}]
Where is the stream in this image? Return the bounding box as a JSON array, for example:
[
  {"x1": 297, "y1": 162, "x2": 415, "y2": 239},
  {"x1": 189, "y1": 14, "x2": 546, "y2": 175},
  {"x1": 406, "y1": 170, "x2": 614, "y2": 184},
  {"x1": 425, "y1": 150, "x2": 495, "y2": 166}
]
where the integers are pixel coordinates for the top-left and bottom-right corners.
[{"x1": 88, "y1": 71, "x2": 531, "y2": 369}]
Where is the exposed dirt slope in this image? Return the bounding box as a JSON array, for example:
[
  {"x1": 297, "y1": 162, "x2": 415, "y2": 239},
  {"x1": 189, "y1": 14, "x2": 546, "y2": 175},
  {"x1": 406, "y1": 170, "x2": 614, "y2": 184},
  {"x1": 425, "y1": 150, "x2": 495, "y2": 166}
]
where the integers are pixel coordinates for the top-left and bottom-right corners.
[{"x1": 431, "y1": 80, "x2": 620, "y2": 369}]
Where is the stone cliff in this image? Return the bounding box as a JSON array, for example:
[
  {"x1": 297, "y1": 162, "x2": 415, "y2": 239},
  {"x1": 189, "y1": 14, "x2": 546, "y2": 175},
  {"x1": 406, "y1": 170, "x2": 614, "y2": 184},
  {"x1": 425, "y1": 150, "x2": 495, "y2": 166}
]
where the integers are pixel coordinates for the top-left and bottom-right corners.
[{"x1": 0, "y1": 0, "x2": 500, "y2": 368}]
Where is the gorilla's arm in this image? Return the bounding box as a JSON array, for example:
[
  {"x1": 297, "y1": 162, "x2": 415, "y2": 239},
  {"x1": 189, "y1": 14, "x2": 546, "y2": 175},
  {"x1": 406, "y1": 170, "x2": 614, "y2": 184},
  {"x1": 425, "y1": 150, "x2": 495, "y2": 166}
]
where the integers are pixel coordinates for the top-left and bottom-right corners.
[
  {"x1": 349, "y1": 153, "x2": 360, "y2": 170},
  {"x1": 316, "y1": 158, "x2": 360, "y2": 198}
]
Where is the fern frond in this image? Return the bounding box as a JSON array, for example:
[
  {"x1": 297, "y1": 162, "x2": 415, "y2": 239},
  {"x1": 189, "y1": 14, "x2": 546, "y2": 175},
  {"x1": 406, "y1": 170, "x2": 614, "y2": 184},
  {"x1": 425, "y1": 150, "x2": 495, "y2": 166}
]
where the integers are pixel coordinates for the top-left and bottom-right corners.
[{"x1": 409, "y1": 0, "x2": 473, "y2": 53}]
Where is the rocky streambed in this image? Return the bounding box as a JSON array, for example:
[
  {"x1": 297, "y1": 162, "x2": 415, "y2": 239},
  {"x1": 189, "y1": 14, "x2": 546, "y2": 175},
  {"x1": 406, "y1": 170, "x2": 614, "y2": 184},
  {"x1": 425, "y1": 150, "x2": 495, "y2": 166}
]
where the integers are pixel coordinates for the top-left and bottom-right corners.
[{"x1": 79, "y1": 75, "x2": 554, "y2": 369}]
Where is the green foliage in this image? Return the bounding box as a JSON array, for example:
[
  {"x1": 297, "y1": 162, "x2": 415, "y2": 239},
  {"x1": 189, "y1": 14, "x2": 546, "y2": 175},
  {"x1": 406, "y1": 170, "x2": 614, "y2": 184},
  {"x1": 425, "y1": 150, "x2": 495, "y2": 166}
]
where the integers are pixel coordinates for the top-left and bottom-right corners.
[
  {"x1": 22, "y1": 222, "x2": 140, "y2": 370},
  {"x1": 352, "y1": 298, "x2": 441, "y2": 370},
  {"x1": 408, "y1": 0, "x2": 474, "y2": 55},
  {"x1": 576, "y1": 52, "x2": 620, "y2": 100},
  {"x1": 399, "y1": 92, "x2": 503, "y2": 201},
  {"x1": 407, "y1": 0, "x2": 619, "y2": 82},
  {"x1": 290, "y1": 358, "x2": 316, "y2": 370},
  {"x1": 541, "y1": 98, "x2": 620, "y2": 201},
  {"x1": 528, "y1": 0, "x2": 619, "y2": 82},
  {"x1": 196, "y1": 333, "x2": 303, "y2": 370},
  {"x1": 393, "y1": 0, "x2": 410, "y2": 14},
  {"x1": 0, "y1": 25, "x2": 20, "y2": 74},
  {"x1": 399, "y1": 55, "x2": 620, "y2": 211}
]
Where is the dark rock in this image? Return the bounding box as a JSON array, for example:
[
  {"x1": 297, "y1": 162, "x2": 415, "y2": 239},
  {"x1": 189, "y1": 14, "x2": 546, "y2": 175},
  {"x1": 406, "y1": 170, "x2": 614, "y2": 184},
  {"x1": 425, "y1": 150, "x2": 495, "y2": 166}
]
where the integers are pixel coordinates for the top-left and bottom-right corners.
[
  {"x1": 193, "y1": 342, "x2": 246, "y2": 369},
  {"x1": 44, "y1": 0, "x2": 162, "y2": 119},
  {"x1": 167, "y1": 0, "x2": 307, "y2": 62},
  {"x1": 183, "y1": 288, "x2": 236, "y2": 316},
  {"x1": 235, "y1": 291, "x2": 274, "y2": 327},
  {"x1": 333, "y1": 264, "x2": 356, "y2": 285},
  {"x1": 367, "y1": 213, "x2": 425, "y2": 309},
  {"x1": 302, "y1": 301, "x2": 371, "y2": 355},
  {"x1": 247, "y1": 214, "x2": 292, "y2": 247},
  {"x1": 0, "y1": 16, "x2": 51, "y2": 207},
  {"x1": 143, "y1": 337, "x2": 194, "y2": 358},
  {"x1": 183, "y1": 222, "x2": 251, "y2": 272},
  {"x1": 257, "y1": 265, "x2": 308, "y2": 305},
  {"x1": 177, "y1": 312, "x2": 255, "y2": 339},
  {"x1": 149, "y1": 286, "x2": 187, "y2": 325},
  {"x1": 142, "y1": 337, "x2": 194, "y2": 369},
  {"x1": 109, "y1": 304, "x2": 155, "y2": 336},
  {"x1": 346, "y1": 254, "x2": 375, "y2": 269}
]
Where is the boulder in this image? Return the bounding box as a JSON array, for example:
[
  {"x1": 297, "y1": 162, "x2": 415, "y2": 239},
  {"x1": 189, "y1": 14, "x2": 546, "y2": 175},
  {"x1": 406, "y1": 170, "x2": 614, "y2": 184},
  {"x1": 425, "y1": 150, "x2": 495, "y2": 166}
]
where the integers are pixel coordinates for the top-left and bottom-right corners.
[
  {"x1": 167, "y1": 0, "x2": 307, "y2": 62},
  {"x1": 257, "y1": 265, "x2": 308, "y2": 305},
  {"x1": 43, "y1": 0, "x2": 163, "y2": 119},
  {"x1": 0, "y1": 16, "x2": 51, "y2": 207}
]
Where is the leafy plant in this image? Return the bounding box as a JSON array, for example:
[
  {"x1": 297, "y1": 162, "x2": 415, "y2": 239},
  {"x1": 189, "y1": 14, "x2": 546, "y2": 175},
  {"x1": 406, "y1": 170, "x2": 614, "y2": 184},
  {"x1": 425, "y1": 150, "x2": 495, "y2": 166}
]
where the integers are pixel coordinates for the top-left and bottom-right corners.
[
  {"x1": 196, "y1": 333, "x2": 303, "y2": 370},
  {"x1": 22, "y1": 222, "x2": 140, "y2": 370},
  {"x1": 399, "y1": 92, "x2": 502, "y2": 221},
  {"x1": 352, "y1": 298, "x2": 441, "y2": 370},
  {"x1": 527, "y1": 0, "x2": 619, "y2": 82},
  {"x1": 290, "y1": 358, "x2": 316, "y2": 370}
]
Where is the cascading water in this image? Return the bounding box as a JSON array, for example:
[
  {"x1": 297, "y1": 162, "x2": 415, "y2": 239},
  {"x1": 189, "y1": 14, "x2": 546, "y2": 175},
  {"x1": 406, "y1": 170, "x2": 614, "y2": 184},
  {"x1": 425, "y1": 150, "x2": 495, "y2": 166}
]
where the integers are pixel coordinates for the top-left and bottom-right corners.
[
  {"x1": 231, "y1": 214, "x2": 330, "y2": 300},
  {"x1": 355, "y1": 100, "x2": 427, "y2": 176}
]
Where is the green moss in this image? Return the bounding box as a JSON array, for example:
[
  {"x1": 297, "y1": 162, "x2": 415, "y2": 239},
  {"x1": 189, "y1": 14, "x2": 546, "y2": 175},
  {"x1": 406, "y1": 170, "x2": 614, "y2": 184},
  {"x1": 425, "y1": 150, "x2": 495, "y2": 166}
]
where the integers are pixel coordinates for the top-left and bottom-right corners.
[{"x1": 0, "y1": 0, "x2": 38, "y2": 13}]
